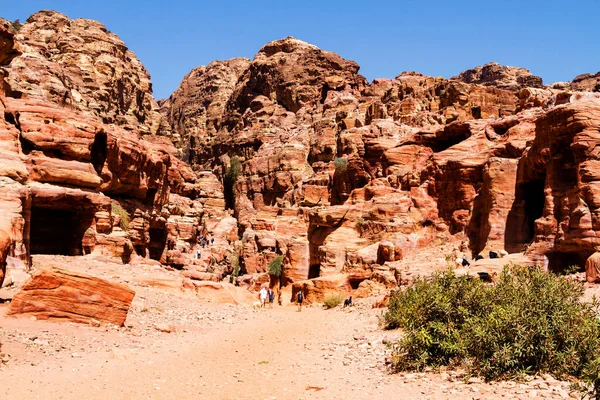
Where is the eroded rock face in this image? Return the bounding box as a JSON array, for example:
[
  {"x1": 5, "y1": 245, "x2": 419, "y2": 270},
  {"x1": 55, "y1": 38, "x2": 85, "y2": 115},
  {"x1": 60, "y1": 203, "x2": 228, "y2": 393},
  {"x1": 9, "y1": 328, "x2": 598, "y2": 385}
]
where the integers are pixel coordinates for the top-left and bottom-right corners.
[
  {"x1": 0, "y1": 19, "x2": 20, "y2": 66},
  {"x1": 0, "y1": 11, "x2": 235, "y2": 289},
  {"x1": 572, "y1": 72, "x2": 600, "y2": 92},
  {"x1": 5, "y1": 10, "x2": 167, "y2": 135},
  {"x1": 159, "y1": 58, "x2": 250, "y2": 160},
  {"x1": 453, "y1": 62, "x2": 544, "y2": 91},
  {"x1": 7, "y1": 267, "x2": 135, "y2": 326},
  {"x1": 162, "y1": 35, "x2": 600, "y2": 290},
  {"x1": 4, "y1": 10, "x2": 600, "y2": 304}
]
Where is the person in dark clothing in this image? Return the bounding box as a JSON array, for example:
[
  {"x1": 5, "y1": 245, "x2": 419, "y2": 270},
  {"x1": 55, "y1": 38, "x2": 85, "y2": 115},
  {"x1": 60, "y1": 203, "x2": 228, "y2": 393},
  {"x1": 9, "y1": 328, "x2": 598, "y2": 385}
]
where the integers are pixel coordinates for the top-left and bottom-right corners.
[
  {"x1": 267, "y1": 288, "x2": 275, "y2": 308},
  {"x1": 297, "y1": 289, "x2": 304, "y2": 312}
]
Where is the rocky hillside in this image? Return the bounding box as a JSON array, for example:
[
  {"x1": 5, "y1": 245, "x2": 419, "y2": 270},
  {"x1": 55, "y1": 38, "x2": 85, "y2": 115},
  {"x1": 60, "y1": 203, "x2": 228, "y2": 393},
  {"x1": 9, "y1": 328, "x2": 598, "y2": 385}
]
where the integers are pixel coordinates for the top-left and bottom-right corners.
[
  {"x1": 0, "y1": 11, "x2": 236, "y2": 290},
  {"x1": 161, "y1": 36, "x2": 600, "y2": 298},
  {"x1": 3, "y1": 10, "x2": 600, "y2": 302}
]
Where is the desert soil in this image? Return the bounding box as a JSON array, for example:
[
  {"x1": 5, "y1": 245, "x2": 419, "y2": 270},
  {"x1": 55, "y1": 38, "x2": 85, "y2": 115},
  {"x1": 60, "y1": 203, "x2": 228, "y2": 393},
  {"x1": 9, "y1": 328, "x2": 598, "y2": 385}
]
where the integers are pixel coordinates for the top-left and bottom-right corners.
[{"x1": 0, "y1": 257, "x2": 582, "y2": 399}]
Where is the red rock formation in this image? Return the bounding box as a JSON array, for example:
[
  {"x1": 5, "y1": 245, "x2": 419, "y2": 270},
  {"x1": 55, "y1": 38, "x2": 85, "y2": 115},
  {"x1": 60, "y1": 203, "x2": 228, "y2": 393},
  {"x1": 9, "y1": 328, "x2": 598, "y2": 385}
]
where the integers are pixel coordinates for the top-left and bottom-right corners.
[
  {"x1": 161, "y1": 35, "x2": 600, "y2": 293},
  {"x1": 159, "y1": 58, "x2": 250, "y2": 159},
  {"x1": 4, "y1": 9, "x2": 600, "y2": 305},
  {"x1": 572, "y1": 72, "x2": 600, "y2": 92},
  {"x1": 453, "y1": 62, "x2": 544, "y2": 90},
  {"x1": 7, "y1": 267, "x2": 135, "y2": 326},
  {"x1": 512, "y1": 99, "x2": 600, "y2": 270},
  {"x1": 5, "y1": 11, "x2": 167, "y2": 135},
  {"x1": 0, "y1": 12, "x2": 236, "y2": 290},
  {"x1": 0, "y1": 19, "x2": 19, "y2": 66}
]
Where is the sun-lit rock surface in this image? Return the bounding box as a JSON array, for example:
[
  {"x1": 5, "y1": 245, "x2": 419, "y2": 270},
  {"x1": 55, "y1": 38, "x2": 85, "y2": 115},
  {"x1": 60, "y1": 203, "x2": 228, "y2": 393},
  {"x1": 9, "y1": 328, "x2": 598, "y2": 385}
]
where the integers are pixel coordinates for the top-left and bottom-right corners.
[{"x1": 161, "y1": 36, "x2": 600, "y2": 297}]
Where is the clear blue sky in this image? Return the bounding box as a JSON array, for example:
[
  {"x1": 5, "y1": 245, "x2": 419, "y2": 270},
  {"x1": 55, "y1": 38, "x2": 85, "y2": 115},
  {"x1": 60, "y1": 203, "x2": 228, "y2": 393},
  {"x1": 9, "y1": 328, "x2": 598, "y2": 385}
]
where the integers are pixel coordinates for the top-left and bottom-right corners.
[{"x1": 2, "y1": 0, "x2": 599, "y2": 99}]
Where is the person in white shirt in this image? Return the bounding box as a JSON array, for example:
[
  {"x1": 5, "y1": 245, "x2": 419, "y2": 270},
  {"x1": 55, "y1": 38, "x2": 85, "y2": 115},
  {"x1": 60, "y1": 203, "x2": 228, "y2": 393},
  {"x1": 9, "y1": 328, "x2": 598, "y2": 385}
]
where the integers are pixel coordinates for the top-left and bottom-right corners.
[{"x1": 259, "y1": 286, "x2": 268, "y2": 308}]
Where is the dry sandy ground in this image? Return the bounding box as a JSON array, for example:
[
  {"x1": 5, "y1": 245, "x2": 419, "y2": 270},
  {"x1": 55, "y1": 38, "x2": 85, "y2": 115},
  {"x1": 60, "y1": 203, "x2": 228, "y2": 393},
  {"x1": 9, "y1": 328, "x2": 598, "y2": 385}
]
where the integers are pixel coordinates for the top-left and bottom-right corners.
[{"x1": 0, "y1": 256, "x2": 584, "y2": 399}]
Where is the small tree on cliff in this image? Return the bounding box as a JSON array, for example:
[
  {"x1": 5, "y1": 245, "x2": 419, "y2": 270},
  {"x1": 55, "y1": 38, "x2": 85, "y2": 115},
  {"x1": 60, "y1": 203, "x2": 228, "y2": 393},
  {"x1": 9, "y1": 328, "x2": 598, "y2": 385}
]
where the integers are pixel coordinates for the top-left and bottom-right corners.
[
  {"x1": 224, "y1": 156, "x2": 242, "y2": 210},
  {"x1": 268, "y1": 254, "x2": 284, "y2": 288},
  {"x1": 10, "y1": 19, "x2": 22, "y2": 33},
  {"x1": 334, "y1": 157, "x2": 348, "y2": 173},
  {"x1": 111, "y1": 203, "x2": 130, "y2": 231}
]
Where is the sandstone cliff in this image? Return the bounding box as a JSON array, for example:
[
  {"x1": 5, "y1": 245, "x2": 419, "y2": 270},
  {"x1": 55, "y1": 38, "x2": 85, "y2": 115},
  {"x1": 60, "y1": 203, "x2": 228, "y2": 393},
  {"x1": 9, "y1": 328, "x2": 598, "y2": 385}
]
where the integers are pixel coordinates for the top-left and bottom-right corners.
[
  {"x1": 0, "y1": 12, "x2": 234, "y2": 290},
  {"x1": 5, "y1": 11, "x2": 167, "y2": 135},
  {"x1": 161, "y1": 36, "x2": 600, "y2": 295},
  {"x1": 4, "y1": 11, "x2": 600, "y2": 300}
]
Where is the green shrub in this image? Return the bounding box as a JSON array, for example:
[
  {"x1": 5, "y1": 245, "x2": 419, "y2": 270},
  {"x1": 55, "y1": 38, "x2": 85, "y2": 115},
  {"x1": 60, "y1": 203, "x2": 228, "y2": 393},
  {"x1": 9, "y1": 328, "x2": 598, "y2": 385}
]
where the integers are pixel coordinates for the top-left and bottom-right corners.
[
  {"x1": 10, "y1": 19, "x2": 22, "y2": 33},
  {"x1": 225, "y1": 156, "x2": 242, "y2": 182},
  {"x1": 111, "y1": 203, "x2": 130, "y2": 231},
  {"x1": 384, "y1": 265, "x2": 600, "y2": 384},
  {"x1": 268, "y1": 255, "x2": 283, "y2": 277},
  {"x1": 334, "y1": 157, "x2": 348, "y2": 173},
  {"x1": 232, "y1": 255, "x2": 240, "y2": 277},
  {"x1": 323, "y1": 293, "x2": 344, "y2": 309}
]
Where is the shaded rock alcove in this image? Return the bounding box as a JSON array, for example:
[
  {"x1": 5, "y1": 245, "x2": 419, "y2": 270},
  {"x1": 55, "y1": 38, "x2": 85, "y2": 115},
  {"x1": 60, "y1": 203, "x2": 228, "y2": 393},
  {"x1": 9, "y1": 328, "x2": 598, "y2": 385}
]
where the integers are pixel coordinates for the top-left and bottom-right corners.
[
  {"x1": 29, "y1": 205, "x2": 94, "y2": 256},
  {"x1": 505, "y1": 176, "x2": 546, "y2": 253}
]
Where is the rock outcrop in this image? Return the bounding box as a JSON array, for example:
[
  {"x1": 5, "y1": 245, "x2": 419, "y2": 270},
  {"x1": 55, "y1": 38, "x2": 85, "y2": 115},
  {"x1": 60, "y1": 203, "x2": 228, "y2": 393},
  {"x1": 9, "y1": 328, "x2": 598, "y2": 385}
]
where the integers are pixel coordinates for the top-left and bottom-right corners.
[
  {"x1": 0, "y1": 12, "x2": 236, "y2": 291},
  {"x1": 159, "y1": 58, "x2": 250, "y2": 160},
  {"x1": 5, "y1": 11, "x2": 600, "y2": 305},
  {"x1": 572, "y1": 72, "x2": 600, "y2": 92},
  {"x1": 6, "y1": 11, "x2": 167, "y2": 135},
  {"x1": 453, "y1": 62, "x2": 544, "y2": 90},
  {"x1": 161, "y1": 35, "x2": 600, "y2": 299},
  {"x1": 7, "y1": 267, "x2": 135, "y2": 326}
]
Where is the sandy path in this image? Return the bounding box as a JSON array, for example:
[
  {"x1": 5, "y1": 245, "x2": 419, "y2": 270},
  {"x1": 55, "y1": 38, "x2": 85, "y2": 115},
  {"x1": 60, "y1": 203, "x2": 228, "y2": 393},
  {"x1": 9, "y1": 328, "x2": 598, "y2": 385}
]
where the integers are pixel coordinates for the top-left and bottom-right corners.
[
  {"x1": 1, "y1": 302, "x2": 577, "y2": 400},
  {"x1": 0, "y1": 251, "x2": 581, "y2": 400},
  {"x1": 1, "y1": 305, "x2": 394, "y2": 400}
]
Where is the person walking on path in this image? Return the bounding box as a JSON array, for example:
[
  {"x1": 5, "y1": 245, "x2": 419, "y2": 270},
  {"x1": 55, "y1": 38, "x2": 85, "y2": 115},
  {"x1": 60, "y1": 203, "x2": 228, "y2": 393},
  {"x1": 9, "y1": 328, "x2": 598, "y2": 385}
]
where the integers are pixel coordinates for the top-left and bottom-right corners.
[
  {"x1": 259, "y1": 286, "x2": 268, "y2": 308},
  {"x1": 297, "y1": 289, "x2": 304, "y2": 312},
  {"x1": 267, "y1": 288, "x2": 275, "y2": 309}
]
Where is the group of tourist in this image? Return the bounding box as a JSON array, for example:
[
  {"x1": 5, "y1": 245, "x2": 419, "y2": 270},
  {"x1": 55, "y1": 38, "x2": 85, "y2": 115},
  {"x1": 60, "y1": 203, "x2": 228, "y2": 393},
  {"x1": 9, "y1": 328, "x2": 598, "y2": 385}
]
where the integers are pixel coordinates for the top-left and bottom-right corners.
[
  {"x1": 194, "y1": 234, "x2": 214, "y2": 259},
  {"x1": 258, "y1": 286, "x2": 275, "y2": 308},
  {"x1": 258, "y1": 286, "x2": 305, "y2": 311},
  {"x1": 199, "y1": 235, "x2": 214, "y2": 248}
]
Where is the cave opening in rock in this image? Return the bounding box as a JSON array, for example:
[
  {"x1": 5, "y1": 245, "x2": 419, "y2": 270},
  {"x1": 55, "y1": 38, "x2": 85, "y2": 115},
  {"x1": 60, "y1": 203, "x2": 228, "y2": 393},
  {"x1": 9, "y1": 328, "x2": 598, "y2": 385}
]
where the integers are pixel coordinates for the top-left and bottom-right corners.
[
  {"x1": 144, "y1": 188, "x2": 158, "y2": 206},
  {"x1": 134, "y1": 245, "x2": 146, "y2": 257},
  {"x1": 308, "y1": 264, "x2": 320, "y2": 279},
  {"x1": 90, "y1": 132, "x2": 107, "y2": 175},
  {"x1": 505, "y1": 176, "x2": 546, "y2": 252},
  {"x1": 148, "y1": 228, "x2": 167, "y2": 261},
  {"x1": 522, "y1": 179, "x2": 546, "y2": 244},
  {"x1": 348, "y1": 277, "x2": 366, "y2": 290},
  {"x1": 546, "y1": 251, "x2": 592, "y2": 274},
  {"x1": 30, "y1": 206, "x2": 93, "y2": 256}
]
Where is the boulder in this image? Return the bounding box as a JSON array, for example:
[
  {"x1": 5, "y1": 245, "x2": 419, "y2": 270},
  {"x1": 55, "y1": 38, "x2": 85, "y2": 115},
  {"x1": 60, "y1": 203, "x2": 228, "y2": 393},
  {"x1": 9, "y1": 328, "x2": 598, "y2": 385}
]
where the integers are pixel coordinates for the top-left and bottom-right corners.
[
  {"x1": 377, "y1": 241, "x2": 402, "y2": 264},
  {"x1": 291, "y1": 274, "x2": 352, "y2": 303},
  {"x1": 194, "y1": 281, "x2": 256, "y2": 304},
  {"x1": 586, "y1": 252, "x2": 600, "y2": 283},
  {"x1": 7, "y1": 267, "x2": 135, "y2": 326}
]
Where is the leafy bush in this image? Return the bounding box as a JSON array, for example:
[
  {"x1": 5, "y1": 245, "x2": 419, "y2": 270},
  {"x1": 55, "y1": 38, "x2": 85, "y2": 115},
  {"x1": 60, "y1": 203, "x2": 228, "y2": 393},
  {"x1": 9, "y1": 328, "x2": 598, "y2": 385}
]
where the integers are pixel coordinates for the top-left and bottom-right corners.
[
  {"x1": 225, "y1": 156, "x2": 242, "y2": 182},
  {"x1": 231, "y1": 255, "x2": 240, "y2": 277},
  {"x1": 268, "y1": 255, "x2": 283, "y2": 277},
  {"x1": 111, "y1": 203, "x2": 130, "y2": 231},
  {"x1": 10, "y1": 19, "x2": 22, "y2": 33},
  {"x1": 323, "y1": 293, "x2": 344, "y2": 309},
  {"x1": 384, "y1": 265, "x2": 600, "y2": 383},
  {"x1": 334, "y1": 157, "x2": 348, "y2": 173}
]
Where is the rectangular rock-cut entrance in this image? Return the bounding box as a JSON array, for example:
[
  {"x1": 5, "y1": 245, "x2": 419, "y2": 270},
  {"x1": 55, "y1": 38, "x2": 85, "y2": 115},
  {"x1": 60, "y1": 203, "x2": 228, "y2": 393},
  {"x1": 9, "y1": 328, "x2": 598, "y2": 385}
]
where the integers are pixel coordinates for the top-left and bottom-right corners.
[{"x1": 30, "y1": 206, "x2": 93, "y2": 256}]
